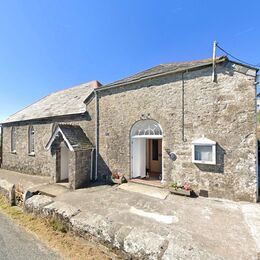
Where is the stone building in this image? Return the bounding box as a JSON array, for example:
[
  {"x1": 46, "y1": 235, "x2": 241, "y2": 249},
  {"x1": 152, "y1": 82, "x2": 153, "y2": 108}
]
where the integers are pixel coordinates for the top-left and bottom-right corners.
[
  {"x1": 0, "y1": 56, "x2": 259, "y2": 202},
  {"x1": 0, "y1": 80, "x2": 100, "y2": 189}
]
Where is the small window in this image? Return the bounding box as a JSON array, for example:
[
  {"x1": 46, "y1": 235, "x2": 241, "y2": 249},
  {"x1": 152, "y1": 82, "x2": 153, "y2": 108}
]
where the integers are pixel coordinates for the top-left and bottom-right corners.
[
  {"x1": 192, "y1": 137, "x2": 216, "y2": 165},
  {"x1": 195, "y1": 145, "x2": 212, "y2": 161},
  {"x1": 28, "y1": 126, "x2": 35, "y2": 155},
  {"x1": 11, "y1": 127, "x2": 16, "y2": 153},
  {"x1": 152, "y1": 139, "x2": 159, "y2": 160}
]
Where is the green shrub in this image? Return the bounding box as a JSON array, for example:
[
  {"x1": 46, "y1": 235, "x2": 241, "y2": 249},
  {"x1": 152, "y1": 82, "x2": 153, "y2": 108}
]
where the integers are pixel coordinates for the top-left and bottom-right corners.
[{"x1": 49, "y1": 217, "x2": 68, "y2": 233}]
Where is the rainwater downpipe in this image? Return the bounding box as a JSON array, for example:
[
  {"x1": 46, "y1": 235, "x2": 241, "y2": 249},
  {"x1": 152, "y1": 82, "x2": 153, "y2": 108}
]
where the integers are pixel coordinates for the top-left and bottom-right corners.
[
  {"x1": 255, "y1": 73, "x2": 260, "y2": 201},
  {"x1": 182, "y1": 71, "x2": 187, "y2": 142},
  {"x1": 90, "y1": 148, "x2": 94, "y2": 181},
  {"x1": 0, "y1": 125, "x2": 2, "y2": 167},
  {"x1": 95, "y1": 91, "x2": 99, "y2": 180}
]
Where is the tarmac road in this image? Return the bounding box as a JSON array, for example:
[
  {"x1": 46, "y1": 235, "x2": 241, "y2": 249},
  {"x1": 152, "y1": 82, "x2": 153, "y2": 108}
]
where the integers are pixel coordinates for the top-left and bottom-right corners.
[{"x1": 0, "y1": 212, "x2": 59, "y2": 260}]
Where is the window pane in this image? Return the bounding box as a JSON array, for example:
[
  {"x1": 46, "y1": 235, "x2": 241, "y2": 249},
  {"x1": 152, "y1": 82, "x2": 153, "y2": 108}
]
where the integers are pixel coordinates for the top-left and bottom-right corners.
[
  {"x1": 29, "y1": 126, "x2": 35, "y2": 153},
  {"x1": 131, "y1": 120, "x2": 162, "y2": 136},
  {"x1": 152, "y1": 139, "x2": 158, "y2": 160},
  {"x1": 195, "y1": 145, "x2": 212, "y2": 161},
  {"x1": 31, "y1": 131, "x2": 34, "y2": 152},
  {"x1": 11, "y1": 127, "x2": 16, "y2": 152}
]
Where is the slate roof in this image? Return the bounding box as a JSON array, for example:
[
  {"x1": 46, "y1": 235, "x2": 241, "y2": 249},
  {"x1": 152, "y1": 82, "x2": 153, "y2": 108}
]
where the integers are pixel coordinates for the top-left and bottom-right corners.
[
  {"x1": 46, "y1": 124, "x2": 93, "y2": 151},
  {"x1": 101, "y1": 56, "x2": 228, "y2": 89},
  {"x1": 3, "y1": 80, "x2": 101, "y2": 124}
]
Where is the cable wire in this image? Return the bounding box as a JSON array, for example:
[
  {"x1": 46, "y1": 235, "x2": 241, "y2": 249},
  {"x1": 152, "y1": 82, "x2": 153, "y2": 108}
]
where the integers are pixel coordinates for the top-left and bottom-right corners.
[{"x1": 216, "y1": 43, "x2": 260, "y2": 68}]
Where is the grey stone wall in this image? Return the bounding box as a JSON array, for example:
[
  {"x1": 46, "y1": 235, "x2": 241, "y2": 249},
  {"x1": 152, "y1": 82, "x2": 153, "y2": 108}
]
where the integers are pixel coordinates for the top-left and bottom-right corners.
[
  {"x1": 74, "y1": 150, "x2": 92, "y2": 189},
  {"x1": 1, "y1": 98, "x2": 96, "y2": 182},
  {"x1": 67, "y1": 149, "x2": 92, "y2": 189},
  {"x1": 97, "y1": 62, "x2": 258, "y2": 202},
  {"x1": 2, "y1": 123, "x2": 56, "y2": 177}
]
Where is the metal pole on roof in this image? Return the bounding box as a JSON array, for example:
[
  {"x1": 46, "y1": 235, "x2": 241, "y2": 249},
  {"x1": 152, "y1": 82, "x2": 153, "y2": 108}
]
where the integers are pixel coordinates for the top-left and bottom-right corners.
[{"x1": 212, "y1": 40, "x2": 217, "y2": 82}]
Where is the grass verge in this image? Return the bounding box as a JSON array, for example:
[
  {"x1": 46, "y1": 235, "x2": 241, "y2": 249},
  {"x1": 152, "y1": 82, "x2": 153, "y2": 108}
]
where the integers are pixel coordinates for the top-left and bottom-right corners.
[{"x1": 0, "y1": 195, "x2": 119, "y2": 260}]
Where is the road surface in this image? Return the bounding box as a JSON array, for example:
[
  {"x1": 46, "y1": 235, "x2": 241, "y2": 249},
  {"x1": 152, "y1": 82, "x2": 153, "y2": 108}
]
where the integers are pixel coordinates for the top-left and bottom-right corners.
[{"x1": 0, "y1": 212, "x2": 59, "y2": 259}]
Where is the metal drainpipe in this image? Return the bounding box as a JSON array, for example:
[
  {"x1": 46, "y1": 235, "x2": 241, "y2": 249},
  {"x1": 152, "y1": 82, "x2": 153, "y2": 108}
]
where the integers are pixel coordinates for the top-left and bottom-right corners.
[
  {"x1": 255, "y1": 73, "x2": 260, "y2": 201},
  {"x1": 0, "y1": 125, "x2": 2, "y2": 167},
  {"x1": 90, "y1": 148, "x2": 94, "y2": 181},
  {"x1": 95, "y1": 91, "x2": 99, "y2": 180},
  {"x1": 182, "y1": 72, "x2": 187, "y2": 142}
]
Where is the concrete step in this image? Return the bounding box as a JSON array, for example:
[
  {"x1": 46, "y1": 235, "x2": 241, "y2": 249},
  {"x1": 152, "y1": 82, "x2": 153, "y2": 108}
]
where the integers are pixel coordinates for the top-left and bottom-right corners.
[
  {"x1": 129, "y1": 178, "x2": 166, "y2": 189},
  {"x1": 29, "y1": 183, "x2": 70, "y2": 198},
  {"x1": 118, "y1": 182, "x2": 170, "y2": 200}
]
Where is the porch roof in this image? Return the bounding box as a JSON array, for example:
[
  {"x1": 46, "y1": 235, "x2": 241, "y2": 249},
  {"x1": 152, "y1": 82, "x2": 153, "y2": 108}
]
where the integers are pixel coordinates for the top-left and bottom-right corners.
[{"x1": 45, "y1": 124, "x2": 93, "y2": 151}]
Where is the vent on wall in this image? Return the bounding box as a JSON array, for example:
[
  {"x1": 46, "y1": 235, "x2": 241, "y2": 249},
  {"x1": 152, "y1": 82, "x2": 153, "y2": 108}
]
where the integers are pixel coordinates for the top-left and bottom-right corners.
[{"x1": 199, "y1": 189, "x2": 209, "y2": 197}]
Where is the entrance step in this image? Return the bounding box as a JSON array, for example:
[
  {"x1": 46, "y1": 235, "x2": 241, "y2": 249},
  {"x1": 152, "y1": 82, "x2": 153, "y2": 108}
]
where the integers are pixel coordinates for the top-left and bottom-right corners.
[
  {"x1": 29, "y1": 183, "x2": 70, "y2": 198},
  {"x1": 118, "y1": 183, "x2": 170, "y2": 200},
  {"x1": 129, "y1": 178, "x2": 166, "y2": 189}
]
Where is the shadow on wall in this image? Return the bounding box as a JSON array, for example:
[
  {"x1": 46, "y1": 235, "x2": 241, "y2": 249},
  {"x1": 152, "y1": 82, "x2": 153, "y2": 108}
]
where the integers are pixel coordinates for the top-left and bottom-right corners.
[
  {"x1": 97, "y1": 154, "x2": 113, "y2": 185},
  {"x1": 195, "y1": 144, "x2": 225, "y2": 174},
  {"x1": 84, "y1": 152, "x2": 112, "y2": 187}
]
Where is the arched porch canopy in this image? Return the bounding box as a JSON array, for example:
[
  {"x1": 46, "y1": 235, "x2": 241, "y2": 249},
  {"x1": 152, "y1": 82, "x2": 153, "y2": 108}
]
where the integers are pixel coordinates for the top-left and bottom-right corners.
[{"x1": 131, "y1": 119, "x2": 163, "y2": 139}]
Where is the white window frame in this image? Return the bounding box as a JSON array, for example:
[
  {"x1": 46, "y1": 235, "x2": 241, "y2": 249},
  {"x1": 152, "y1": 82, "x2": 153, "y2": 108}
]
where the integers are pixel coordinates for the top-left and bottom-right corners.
[
  {"x1": 28, "y1": 126, "x2": 35, "y2": 156},
  {"x1": 192, "y1": 137, "x2": 216, "y2": 165}
]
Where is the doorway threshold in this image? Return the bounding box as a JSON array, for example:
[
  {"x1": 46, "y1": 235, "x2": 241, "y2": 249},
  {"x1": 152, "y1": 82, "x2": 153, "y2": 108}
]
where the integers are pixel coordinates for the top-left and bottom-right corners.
[
  {"x1": 56, "y1": 182, "x2": 70, "y2": 189},
  {"x1": 129, "y1": 178, "x2": 166, "y2": 189},
  {"x1": 119, "y1": 182, "x2": 169, "y2": 200}
]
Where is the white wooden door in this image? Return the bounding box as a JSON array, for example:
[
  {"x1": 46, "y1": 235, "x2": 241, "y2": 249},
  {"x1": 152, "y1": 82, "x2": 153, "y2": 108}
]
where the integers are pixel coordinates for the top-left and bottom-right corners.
[
  {"x1": 132, "y1": 138, "x2": 146, "y2": 178},
  {"x1": 60, "y1": 144, "x2": 69, "y2": 181}
]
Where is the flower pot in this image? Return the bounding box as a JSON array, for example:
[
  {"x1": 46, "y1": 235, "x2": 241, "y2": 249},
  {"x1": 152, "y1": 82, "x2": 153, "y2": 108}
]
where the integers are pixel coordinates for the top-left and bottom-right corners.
[
  {"x1": 169, "y1": 187, "x2": 191, "y2": 196},
  {"x1": 111, "y1": 178, "x2": 121, "y2": 184}
]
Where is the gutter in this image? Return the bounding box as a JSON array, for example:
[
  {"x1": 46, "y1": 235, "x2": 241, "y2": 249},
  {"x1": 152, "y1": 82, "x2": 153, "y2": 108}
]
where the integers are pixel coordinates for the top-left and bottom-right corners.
[{"x1": 1, "y1": 112, "x2": 89, "y2": 126}]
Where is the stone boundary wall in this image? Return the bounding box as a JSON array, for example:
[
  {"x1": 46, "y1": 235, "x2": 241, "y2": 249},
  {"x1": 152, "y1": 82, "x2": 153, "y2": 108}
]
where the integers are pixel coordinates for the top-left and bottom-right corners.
[{"x1": 0, "y1": 179, "x2": 15, "y2": 205}]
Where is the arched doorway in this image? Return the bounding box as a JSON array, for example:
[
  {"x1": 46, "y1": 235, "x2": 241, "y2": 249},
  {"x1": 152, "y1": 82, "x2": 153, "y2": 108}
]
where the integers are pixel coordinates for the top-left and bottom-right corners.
[{"x1": 131, "y1": 120, "x2": 163, "y2": 182}]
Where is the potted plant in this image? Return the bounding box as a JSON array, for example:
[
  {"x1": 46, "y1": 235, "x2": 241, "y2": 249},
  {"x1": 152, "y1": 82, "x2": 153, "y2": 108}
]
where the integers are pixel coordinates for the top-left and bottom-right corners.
[
  {"x1": 111, "y1": 172, "x2": 127, "y2": 184},
  {"x1": 169, "y1": 181, "x2": 191, "y2": 196}
]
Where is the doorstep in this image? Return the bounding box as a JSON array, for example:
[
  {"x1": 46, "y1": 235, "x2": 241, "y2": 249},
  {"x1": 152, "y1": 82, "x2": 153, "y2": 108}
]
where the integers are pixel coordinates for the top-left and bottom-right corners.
[
  {"x1": 118, "y1": 182, "x2": 170, "y2": 200},
  {"x1": 29, "y1": 183, "x2": 70, "y2": 198},
  {"x1": 129, "y1": 178, "x2": 166, "y2": 189}
]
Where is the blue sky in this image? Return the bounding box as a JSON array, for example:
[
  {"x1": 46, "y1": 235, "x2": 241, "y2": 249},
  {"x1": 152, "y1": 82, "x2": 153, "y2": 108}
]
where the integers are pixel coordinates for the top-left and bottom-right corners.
[{"x1": 0, "y1": 0, "x2": 259, "y2": 121}]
